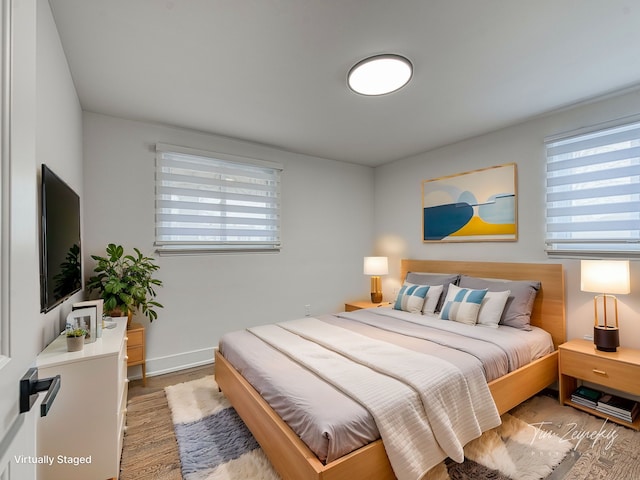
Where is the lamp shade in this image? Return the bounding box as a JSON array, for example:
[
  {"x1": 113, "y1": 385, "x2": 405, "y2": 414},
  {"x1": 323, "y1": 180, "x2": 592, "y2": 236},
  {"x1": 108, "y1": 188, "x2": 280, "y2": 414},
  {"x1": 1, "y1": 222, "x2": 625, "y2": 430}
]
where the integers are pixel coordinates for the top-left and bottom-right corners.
[
  {"x1": 363, "y1": 257, "x2": 388, "y2": 276},
  {"x1": 580, "y1": 260, "x2": 630, "y2": 294}
]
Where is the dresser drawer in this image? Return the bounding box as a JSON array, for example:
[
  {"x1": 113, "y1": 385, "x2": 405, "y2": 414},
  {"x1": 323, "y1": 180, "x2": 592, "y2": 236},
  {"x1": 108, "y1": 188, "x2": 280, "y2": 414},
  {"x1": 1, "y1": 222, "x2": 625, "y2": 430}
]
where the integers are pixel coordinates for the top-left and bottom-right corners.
[
  {"x1": 127, "y1": 345, "x2": 144, "y2": 364},
  {"x1": 127, "y1": 329, "x2": 144, "y2": 347},
  {"x1": 560, "y1": 348, "x2": 640, "y2": 395}
]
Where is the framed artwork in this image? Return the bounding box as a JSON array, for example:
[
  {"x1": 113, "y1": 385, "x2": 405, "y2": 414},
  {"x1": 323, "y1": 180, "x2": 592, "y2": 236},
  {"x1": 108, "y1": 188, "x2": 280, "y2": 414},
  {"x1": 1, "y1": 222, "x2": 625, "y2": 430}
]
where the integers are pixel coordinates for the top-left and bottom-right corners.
[
  {"x1": 66, "y1": 306, "x2": 97, "y2": 344},
  {"x1": 422, "y1": 163, "x2": 517, "y2": 242}
]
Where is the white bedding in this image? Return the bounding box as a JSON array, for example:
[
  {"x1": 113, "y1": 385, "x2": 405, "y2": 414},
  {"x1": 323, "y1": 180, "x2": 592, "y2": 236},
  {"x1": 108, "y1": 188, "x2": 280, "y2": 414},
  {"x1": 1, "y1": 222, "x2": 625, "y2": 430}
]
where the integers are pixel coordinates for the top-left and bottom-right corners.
[
  {"x1": 249, "y1": 317, "x2": 501, "y2": 480},
  {"x1": 346, "y1": 307, "x2": 554, "y2": 371}
]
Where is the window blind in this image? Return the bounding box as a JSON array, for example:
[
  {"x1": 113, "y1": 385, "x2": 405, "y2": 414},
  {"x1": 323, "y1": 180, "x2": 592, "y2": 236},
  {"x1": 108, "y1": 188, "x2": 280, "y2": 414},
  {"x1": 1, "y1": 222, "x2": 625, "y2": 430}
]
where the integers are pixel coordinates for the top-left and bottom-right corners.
[
  {"x1": 545, "y1": 119, "x2": 640, "y2": 257},
  {"x1": 155, "y1": 144, "x2": 282, "y2": 253}
]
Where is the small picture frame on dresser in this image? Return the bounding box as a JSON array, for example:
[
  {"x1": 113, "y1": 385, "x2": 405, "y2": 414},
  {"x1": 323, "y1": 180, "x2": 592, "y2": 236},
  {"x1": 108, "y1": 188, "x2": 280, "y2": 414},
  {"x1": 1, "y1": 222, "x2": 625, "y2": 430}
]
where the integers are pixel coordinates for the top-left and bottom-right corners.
[
  {"x1": 73, "y1": 299, "x2": 104, "y2": 337},
  {"x1": 68, "y1": 306, "x2": 97, "y2": 343}
]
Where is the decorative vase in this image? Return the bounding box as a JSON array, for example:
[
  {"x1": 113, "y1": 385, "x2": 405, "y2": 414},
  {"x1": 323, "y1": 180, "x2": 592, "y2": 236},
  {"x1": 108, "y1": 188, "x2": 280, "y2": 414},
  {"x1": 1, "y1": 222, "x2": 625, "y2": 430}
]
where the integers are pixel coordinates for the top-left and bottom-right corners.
[
  {"x1": 127, "y1": 309, "x2": 133, "y2": 329},
  {"x1": 66, "y1": 336, "x2": 84, "y2": 352}
]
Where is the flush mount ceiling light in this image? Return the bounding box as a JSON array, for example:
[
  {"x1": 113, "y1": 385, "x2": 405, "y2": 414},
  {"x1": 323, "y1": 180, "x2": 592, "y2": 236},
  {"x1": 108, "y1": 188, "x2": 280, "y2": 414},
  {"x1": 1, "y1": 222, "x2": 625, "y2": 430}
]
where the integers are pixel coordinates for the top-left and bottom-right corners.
[{"x1": 347, "y1": 54, "x2": 413, "y2": 96}]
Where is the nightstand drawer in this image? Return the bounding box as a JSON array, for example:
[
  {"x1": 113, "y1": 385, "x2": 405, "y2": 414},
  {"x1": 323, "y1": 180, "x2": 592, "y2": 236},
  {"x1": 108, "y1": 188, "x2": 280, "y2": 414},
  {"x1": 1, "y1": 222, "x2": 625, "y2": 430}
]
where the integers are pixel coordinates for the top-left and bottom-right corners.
[
  {"x1": 127, "y1": 329, "x2": 144, "y2": 347},
  {"x1": 127, "y1": 345, "x2": 144, "y2": 364},
  {"x1": 560, "y1": 349, "x2": 640, "y2": 395}
]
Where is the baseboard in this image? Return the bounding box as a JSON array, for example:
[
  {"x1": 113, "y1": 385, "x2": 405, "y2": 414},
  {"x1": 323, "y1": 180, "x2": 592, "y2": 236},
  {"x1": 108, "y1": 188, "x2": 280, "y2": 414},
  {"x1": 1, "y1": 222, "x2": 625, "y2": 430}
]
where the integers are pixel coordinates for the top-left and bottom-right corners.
[{"x1": 126, "y1": 346, "x2": 215, "y2": 379}]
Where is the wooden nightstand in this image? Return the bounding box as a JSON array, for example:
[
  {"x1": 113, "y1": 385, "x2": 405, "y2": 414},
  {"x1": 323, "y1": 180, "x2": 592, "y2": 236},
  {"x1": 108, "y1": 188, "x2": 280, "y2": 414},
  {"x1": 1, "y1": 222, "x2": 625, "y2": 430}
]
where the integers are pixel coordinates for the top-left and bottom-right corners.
[
  {"x1": 127, "y1": 322, "x2": 146, "y2": 386},
  {"x1": 344, "y1": 300, "x2": 391, "y2": 312},
  {"x1": 559, "y1": 339, "x2": 640, "y2": 430}
]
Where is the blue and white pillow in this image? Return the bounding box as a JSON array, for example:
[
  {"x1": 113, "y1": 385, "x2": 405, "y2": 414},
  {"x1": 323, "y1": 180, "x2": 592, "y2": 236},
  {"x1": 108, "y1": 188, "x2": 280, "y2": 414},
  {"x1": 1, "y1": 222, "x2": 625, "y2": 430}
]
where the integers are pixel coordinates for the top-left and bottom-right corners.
[
  {"x1": 394, "y1": 283, "x2": 430, "y2": 314},
  {"x1": 439, "y1": 284, "x2": 488, "y2": 325}
]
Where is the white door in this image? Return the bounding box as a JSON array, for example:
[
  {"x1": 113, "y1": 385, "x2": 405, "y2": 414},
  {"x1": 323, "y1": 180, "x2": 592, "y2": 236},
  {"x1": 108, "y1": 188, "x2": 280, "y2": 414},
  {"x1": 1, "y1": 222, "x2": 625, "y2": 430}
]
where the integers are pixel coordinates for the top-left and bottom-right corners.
[{"x1": 0, "y1": 0, "x2": 44, "y2": 478}]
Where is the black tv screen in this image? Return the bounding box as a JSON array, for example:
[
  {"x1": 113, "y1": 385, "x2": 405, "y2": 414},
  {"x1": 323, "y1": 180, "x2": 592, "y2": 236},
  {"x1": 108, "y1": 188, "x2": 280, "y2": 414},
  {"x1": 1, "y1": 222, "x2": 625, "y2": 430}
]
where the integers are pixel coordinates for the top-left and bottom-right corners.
[{"x1": 40, "y1": 164, "x2": 82, "y2": 312}]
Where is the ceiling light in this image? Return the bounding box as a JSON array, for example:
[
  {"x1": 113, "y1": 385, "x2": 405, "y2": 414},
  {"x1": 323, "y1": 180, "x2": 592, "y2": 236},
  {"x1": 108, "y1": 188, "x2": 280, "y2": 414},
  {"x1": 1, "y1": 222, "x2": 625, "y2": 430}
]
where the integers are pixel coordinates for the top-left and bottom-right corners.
[{"x1": 347, "y1": 54, "x2": 413, "y2": 96}]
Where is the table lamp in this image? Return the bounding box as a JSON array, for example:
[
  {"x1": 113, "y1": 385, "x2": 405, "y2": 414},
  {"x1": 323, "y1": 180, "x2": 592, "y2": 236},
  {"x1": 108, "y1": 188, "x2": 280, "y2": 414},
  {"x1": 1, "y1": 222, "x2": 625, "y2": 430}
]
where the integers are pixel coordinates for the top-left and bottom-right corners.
[
  {"x1": 364, "y1": 257, "x2": 388, "y2": 303},
  {"x1": 580, "y1": 260, "x2": 630, "y2": 352}
]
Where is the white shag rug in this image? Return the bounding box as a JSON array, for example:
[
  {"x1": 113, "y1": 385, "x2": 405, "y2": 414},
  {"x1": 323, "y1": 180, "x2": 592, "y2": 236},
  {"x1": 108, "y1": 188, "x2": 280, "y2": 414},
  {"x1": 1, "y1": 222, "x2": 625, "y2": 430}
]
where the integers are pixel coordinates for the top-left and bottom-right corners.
[{"x1": 165, "y1": 375, "x2": 280, "y2": 480}]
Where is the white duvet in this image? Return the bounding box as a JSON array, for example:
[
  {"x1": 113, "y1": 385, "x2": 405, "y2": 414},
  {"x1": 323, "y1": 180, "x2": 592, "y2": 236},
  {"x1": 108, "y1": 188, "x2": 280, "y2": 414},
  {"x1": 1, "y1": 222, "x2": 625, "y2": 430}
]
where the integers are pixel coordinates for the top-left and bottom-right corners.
[{"x1": 249, "y1": 317, "x2": 501, "y2": 480}]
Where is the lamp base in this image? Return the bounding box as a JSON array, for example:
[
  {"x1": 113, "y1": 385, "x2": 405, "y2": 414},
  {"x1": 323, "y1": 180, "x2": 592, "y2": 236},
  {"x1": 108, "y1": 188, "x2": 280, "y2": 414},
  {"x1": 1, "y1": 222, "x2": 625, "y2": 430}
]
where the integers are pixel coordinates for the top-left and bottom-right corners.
[
  {"x1": 594, "y1": 325, "x2": 619, "y2": 352},
  {"x1": 370, "y1": 292, "x2": 382, "y2": 303}
]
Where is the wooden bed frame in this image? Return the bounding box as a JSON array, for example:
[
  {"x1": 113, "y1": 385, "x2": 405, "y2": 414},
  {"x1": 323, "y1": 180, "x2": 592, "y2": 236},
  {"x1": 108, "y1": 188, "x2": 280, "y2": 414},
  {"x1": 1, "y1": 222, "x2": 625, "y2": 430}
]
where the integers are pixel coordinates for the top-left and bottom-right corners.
[{"x1": 215, "y1": 259, "x2": 565, "y2": 480}]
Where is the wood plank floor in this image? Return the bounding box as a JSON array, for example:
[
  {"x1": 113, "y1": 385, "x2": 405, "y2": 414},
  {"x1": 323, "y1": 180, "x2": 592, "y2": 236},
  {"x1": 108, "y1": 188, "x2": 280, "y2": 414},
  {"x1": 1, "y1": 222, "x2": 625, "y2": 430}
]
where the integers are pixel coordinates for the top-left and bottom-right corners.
[{"x1": 127, "y1": 363, "x2": 214, "y2": 400}]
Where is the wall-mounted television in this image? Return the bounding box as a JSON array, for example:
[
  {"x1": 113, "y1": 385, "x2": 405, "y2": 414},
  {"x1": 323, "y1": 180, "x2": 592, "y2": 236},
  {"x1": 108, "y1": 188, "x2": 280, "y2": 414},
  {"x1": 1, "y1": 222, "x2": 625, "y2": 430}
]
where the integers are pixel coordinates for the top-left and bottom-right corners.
[{"x1": 40, "y1": 164, "x2": 82, "y2": 312}]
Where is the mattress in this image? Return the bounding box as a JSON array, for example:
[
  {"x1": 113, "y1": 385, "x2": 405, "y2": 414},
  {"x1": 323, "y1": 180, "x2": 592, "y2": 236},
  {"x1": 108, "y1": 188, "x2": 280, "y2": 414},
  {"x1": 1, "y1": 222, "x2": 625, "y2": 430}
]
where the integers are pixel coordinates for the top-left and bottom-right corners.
[{"x1": 218, "y1": 307, "x2": 554, "y2": 463}]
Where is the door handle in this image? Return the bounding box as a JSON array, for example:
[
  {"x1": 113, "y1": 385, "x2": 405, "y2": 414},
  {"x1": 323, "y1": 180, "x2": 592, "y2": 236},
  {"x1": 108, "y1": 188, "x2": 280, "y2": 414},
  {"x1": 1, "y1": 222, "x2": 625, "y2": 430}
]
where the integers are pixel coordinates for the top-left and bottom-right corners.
[{"x1": 19, "y1": 367, "x2": 61, "y2": 417}]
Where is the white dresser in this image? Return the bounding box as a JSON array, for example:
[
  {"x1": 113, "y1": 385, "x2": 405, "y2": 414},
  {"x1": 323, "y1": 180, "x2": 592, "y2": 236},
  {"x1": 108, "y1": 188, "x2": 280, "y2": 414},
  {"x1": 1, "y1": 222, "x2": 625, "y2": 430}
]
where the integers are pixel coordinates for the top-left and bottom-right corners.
[{"x1": 36, "y1": 318, "x2": 128, "y2": 480}]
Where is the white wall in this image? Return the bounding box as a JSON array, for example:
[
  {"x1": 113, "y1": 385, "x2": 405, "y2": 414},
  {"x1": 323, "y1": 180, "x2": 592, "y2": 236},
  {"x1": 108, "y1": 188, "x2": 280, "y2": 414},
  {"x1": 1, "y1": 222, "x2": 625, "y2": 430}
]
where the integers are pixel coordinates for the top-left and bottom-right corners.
[
  {"x1": 0, "y1": 3, "x2": 81, "y2": 472},
  {"x1": 82, "y1": 112, "x2": 375, "y2": 375},
  {"x1": 36, "y1": 1, "x2": 84, "y2": 347},
  {"x1": 374, "y1": 88, "x2": 640, "y2": 349}
]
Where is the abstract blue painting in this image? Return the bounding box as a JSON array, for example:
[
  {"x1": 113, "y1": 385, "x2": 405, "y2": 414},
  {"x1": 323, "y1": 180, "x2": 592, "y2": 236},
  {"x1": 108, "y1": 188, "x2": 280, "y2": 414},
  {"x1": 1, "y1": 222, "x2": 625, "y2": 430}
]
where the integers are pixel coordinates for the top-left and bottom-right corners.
[{"x1": 422, "y1": 163, "x2": 517, "y2": 242}]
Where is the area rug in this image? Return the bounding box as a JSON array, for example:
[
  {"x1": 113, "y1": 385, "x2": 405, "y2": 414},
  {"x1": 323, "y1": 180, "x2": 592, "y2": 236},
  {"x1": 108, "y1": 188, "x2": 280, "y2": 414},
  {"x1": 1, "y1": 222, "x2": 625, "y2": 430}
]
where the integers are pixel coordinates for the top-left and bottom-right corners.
[
  {"x1": 165, "y1": 375, "x2": 279, "y2": 480},
  {"x1": 427, "y1": 409, "x2": 572, "y2": 480},
  {"x1": 165, "y1": 376, "x2": 581, "y2": 480}
]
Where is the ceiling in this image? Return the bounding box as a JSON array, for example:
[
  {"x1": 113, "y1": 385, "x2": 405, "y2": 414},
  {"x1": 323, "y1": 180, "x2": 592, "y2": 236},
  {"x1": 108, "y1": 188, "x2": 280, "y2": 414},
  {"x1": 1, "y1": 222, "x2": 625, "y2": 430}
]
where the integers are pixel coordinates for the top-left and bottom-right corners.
[{"x1": 49, "y1": 0, "x2": 640, "y2": 167}]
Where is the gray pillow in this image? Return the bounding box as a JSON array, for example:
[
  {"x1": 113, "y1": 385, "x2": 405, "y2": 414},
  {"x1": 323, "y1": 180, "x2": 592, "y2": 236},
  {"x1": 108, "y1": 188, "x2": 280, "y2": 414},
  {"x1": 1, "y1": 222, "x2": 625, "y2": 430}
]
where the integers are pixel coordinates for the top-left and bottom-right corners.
[
  {"x1": 405, "y1": 272, "x2": 460, "y2": 312},
  {"x1": 458, "y1": 275, "x2": 541, "y2": 331}
]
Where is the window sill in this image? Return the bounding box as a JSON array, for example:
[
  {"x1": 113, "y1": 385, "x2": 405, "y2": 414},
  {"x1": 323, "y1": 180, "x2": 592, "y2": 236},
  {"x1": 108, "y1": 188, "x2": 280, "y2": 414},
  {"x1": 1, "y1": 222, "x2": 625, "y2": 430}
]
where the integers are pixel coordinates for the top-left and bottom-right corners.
[{"x1": 155, "y1": 246, "x2": 281, "y2": 256}]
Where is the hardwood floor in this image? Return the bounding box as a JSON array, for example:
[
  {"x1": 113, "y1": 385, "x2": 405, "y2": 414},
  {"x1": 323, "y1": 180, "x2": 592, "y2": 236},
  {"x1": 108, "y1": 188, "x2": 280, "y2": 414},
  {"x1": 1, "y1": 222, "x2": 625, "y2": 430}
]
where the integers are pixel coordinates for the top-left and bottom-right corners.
[
  {"x1": 120, "y1": 363, "x2": 215, "y2": 480},
  {"x1": 127, "y1": 363, "x2": 214, "y2": 400}
]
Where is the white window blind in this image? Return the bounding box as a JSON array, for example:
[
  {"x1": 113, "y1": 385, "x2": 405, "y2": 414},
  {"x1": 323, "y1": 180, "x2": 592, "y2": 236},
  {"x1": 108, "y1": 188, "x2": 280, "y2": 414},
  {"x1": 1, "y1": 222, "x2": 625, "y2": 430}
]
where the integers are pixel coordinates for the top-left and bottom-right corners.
[
  {"x1": 545, "y1": 119, "x2": 640, "y2": 257},
  {"x1": 155, "y1": 144, "x2": 282, "y2": 253}
]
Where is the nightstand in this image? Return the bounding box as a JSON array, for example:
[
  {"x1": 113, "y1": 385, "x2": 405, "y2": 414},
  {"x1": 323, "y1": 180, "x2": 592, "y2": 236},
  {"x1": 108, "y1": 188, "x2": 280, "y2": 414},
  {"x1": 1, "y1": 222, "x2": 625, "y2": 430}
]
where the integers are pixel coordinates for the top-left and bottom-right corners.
[
  {"x1": 127, "y1": 322, "x2": 146, "y2": 386},
  {"x1": 559, "y1": 339, "x2": 640, "y2": 430},
  {"x1": 345, "y1": 300, "x2": 391, "y2": 312}
]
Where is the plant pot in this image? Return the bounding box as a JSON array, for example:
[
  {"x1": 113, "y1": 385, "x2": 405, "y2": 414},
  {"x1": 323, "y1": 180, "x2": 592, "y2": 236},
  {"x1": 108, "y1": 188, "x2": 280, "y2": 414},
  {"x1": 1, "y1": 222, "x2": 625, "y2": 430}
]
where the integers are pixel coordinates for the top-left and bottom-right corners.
[
  {"x1": 107, "y1": 308, "x2": 133, "y2": 328},
  {"x1": 66, "y1": 336, "x2": 84, "y2": 352}
]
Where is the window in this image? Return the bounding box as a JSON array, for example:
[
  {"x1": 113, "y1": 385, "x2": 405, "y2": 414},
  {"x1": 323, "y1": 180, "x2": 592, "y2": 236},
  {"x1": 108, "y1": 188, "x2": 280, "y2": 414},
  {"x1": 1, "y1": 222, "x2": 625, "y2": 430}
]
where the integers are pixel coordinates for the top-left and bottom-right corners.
[
  {"x1": 545, "y1": 118, "x2": 640, "y2": 257},
  {"x1": 155, "y1": 144, "x2": 282, "y2": 254}
]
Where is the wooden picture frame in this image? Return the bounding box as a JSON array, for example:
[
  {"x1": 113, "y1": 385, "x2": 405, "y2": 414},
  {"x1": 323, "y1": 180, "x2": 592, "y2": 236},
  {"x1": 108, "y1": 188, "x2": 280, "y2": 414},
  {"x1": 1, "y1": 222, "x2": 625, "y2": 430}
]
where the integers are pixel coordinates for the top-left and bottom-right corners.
[{"x1": 422, "y1": 163, "x2": 517, "y2": 242}]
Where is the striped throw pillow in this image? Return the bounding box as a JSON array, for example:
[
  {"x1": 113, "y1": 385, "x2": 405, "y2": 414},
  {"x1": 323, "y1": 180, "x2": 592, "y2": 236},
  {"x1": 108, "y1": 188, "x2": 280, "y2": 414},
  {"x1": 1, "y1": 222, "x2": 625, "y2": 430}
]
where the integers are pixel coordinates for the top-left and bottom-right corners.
[
  {"x1": 394, "y1": 283, "x2": 430, "y2": 314},
  {"x1": 439, "y1": 284, "x2": 488, "y2": 325}
]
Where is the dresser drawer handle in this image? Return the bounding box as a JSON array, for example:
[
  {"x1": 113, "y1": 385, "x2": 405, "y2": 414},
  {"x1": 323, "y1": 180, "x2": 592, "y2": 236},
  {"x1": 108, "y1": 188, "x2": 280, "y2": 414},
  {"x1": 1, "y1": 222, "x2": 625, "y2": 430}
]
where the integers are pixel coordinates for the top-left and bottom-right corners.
[{"x1": 592, "y1": 369, "x2": 607, "y2": 375}]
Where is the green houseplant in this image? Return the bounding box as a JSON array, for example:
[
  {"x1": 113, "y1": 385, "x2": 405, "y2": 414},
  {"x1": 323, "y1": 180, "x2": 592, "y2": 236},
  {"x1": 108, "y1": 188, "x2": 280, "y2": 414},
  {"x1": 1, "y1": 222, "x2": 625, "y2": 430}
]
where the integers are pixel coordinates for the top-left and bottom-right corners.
[
  {"x1": 66, "y1": 328, "x2": 87, "y2": 352},
  {"x1": 86, "y1": 244, "x2": 163, "y2": 324}
]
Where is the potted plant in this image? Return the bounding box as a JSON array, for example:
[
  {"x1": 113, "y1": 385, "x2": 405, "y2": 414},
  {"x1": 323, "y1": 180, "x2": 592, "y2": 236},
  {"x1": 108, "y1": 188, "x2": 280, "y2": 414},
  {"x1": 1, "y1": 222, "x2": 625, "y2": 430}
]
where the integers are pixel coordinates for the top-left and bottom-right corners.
[
  {"x1": 66, "y1": 328, "x2": 87, "y2": 352},
  {"x1": 86, "y1": 244, "x2": 163, "y2": 326}
]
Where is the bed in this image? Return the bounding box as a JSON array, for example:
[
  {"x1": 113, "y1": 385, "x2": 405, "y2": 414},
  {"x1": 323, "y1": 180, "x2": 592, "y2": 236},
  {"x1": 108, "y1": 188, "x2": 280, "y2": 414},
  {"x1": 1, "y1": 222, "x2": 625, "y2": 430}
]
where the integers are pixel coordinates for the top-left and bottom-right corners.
[{"x1": 214, "y1": 259, "x2": 566, "y2": 480}]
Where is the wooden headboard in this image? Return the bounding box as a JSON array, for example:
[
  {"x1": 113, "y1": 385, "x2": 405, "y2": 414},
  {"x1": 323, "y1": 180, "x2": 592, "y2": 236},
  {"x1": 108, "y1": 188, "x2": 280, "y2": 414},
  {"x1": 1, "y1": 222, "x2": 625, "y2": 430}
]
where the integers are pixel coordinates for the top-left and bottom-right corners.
[{"x1": 400, "y1": 259, "x2": 566, "y2": 349}]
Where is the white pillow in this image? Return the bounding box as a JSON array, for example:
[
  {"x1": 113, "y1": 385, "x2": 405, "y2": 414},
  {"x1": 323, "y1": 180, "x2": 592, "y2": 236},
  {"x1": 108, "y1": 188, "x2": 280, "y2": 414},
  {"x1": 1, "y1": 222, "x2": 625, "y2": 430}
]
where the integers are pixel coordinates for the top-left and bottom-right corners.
[
  {"x1": 439, "y1": 284, "x2": 488, "y2": 325},
  {"x1": 477, "y1": 290, "x2": 511, "y2": 328},
  {"x1": 421, "y1": 284, "x2": 444, "y2": 314}
]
